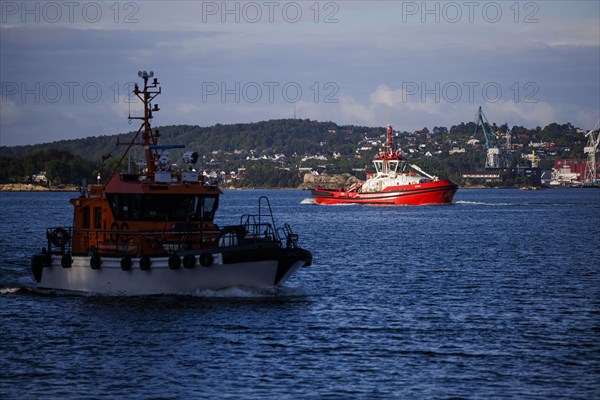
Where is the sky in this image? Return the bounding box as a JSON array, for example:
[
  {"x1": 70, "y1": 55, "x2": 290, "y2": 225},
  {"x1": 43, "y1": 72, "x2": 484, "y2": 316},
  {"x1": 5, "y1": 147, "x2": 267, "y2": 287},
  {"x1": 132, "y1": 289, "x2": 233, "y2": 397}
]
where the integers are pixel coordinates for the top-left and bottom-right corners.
[{"x1": 1, "y1": 0, "x2": 599, "y2": 146}]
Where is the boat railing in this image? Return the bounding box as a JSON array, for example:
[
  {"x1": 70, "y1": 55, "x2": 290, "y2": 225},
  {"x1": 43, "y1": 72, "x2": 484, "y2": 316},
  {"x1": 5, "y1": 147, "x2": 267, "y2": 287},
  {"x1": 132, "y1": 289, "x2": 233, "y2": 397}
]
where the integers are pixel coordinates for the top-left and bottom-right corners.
[
  {"x1": 238, "y1": 217, "x2": 281, "y2": 245},
  {"x1": 44, "y1": 198, "x2": 293, "y2": 256},
  {"x1": 45, "y1": 226, "x2": 220, "y2": 257},
  {"x1": 277, "y1": 223, "x2": 300, "y2": 248},
  {"x1": 237, "y1": 196, "x2": 285, "y2": 246},
  {"x1": 45, "y1": 222, "x2": 289, "y2": 256},
  {"x1": 45, "y1": 226, "x2": 74, "y2": 255}
]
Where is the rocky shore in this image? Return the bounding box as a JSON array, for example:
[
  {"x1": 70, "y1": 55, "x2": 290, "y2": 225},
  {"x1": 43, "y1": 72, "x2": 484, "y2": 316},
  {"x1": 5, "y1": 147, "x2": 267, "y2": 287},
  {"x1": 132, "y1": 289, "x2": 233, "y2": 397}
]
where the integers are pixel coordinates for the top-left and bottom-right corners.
[
  {"x1": 0, "y1": 183, "x2": 78, "y2": 192},
  {"x1": 298, "y1": 173, "x2": 362, "y2": 190}
]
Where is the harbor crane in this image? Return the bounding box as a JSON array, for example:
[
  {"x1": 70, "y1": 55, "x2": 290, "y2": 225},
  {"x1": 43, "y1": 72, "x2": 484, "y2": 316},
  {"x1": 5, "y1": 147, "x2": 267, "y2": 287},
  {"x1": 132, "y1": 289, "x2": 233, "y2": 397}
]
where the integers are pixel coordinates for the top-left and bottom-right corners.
[
  {"x1": 473, "y1": 106, "x2": 508, "y2": 169},
  {"x1": 583, "y1": 119, "x2": 600, "y2": 186}
]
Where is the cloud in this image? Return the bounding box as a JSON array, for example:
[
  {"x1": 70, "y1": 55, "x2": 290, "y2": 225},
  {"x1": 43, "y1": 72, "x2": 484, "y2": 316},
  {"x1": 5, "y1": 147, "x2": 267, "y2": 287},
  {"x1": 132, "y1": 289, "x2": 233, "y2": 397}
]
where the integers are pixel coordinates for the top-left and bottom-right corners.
[
  {"x1": 0, "y1": 99, "x2": 21, "y2": 126},
  {"x1": 295, "y1": 84, "x2": 572, "y2": 133},
  {"x1": 0, "y1": 1, "x2": 598, "y2": 145}
]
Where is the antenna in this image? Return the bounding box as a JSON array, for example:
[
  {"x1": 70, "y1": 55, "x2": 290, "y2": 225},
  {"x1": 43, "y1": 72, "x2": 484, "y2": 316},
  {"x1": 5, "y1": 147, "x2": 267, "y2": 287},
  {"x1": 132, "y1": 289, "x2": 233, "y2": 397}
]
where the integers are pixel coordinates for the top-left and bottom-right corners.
[{"x1": 116, "y1": 71, "x2": 162, "y2": 174}]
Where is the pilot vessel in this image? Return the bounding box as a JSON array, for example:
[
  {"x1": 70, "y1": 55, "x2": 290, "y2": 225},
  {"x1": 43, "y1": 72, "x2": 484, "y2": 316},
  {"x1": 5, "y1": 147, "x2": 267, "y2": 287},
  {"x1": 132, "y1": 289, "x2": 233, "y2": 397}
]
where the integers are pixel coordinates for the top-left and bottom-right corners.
[
  {"x1": 311, "y1": 125, "x2": 458, "y2": 205},
  {"x1": 31, "y1": 71, "x2": 312, "y2": 295}
]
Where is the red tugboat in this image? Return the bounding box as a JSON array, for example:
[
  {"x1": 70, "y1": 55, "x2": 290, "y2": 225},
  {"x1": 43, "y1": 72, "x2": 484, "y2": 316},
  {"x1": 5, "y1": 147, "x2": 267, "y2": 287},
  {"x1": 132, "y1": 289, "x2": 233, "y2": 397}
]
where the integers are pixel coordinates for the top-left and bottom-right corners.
[
  {"x1": 30, "y1": 71, "x2": 312, "y2": 295},
  {"x1": 311, "y1": 125, "x2": 458, "y2": 205}
]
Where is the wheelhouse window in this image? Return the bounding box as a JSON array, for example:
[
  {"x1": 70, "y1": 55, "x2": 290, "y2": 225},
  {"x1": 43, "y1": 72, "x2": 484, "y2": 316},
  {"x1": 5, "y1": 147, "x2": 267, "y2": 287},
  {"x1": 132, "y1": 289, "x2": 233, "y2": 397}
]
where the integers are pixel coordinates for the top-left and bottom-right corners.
[
  {"x1": 374, "y1": 160, "x2": 383, "y2": 173},
  {"x1": 82, "y1": 206, "x2": 90, "y2": 228},
  {"x1": 389, "y1": 161, "x2": 398, "y2": 172},
  {"x1": 108, "y1": 194, "x2": 218, "y2": 222},
  {"x1": 94, "y1": 207, "x2": 102, "y2": 228}
]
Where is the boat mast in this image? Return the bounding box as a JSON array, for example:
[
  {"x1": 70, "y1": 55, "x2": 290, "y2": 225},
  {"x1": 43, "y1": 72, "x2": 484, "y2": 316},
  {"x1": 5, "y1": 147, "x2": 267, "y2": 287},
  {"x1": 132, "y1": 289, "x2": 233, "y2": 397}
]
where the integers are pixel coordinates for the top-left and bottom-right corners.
[
  {"x1": 386, "y1": 125, "x2": 394, "y2": 157},
  {"x1": 127, "y1": 70, "x2": 161, "y2": 175}
]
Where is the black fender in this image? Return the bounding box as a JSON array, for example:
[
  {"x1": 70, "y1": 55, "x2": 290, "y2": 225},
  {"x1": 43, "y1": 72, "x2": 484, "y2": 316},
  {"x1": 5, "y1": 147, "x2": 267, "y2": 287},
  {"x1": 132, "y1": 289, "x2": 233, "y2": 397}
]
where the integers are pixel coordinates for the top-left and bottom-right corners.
[
  {"x1": 199, "y1": 253, "x2": 214, "y2": 267},
  {"x1": 183, "y1": 254, "x2": 196, "y2": 269},
  {"x1": 61, "y1": 254, "x2": 72, "y2": 268},
  {"x1": 140, "y1": 256, "x2": 151, "y2": 271},
  {"x1": 121, "y1": 256, "x2": 132, "y2": 271},
  {"x1": 31, "y1": 254, "x2": 44, "y2": 282},
  {"x1": 90, "y1": 254, "x2": 102, "y2": 270},
  {"x1": 168, "y1": 255, "x2": 181, "y2": 270}
]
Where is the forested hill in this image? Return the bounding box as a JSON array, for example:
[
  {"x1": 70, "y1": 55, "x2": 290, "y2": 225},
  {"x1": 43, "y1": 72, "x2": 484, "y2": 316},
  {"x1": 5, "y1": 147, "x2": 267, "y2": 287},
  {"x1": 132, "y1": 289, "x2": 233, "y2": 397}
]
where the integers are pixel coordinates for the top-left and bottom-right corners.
[
  {"x1": 0, "y1": 118, "x2": 589, "y2": 187},
  {"x1": 1, "y1": 119, "x2": 381, "y2": 162}
]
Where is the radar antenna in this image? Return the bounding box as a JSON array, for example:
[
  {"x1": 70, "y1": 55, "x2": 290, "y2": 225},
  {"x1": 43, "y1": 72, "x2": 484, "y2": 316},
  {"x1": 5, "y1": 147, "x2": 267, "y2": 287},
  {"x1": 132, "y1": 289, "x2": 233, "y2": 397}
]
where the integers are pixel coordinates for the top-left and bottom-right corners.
[{"x1": 116, "y1": 70, "x2": 161, "y2": 174}]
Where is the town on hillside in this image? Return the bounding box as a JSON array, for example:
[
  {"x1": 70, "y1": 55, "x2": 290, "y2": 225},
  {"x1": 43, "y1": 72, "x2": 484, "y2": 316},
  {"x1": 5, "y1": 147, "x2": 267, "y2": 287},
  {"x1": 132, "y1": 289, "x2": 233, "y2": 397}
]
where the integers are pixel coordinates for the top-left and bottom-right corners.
[{"x1": 1, "y1": 114, "x2": 599, "y2": 190}]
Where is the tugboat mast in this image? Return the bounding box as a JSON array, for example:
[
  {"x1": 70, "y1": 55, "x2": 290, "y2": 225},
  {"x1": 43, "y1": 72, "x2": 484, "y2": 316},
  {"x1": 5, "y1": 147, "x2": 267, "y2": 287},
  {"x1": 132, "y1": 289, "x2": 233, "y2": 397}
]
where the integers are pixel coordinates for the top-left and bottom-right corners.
[{"x1": 386, "y1": 124, "x2": 394, "y2": 157}]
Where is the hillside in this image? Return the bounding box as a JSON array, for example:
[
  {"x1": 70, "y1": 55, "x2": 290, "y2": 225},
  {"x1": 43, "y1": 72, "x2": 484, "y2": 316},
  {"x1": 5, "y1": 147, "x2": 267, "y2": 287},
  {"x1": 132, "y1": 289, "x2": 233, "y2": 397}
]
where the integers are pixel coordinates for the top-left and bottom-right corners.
[
  {"x1": 1, "y1": 119, "x2": 380, "y2": 162},
  {"x1": 0, "y1": 119, "x2": 591, "y2": 188}
]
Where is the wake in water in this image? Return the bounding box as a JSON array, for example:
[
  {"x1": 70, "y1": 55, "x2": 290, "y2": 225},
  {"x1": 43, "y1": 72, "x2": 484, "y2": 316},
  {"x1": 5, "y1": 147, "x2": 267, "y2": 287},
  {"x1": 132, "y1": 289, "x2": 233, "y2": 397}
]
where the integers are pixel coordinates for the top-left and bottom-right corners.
[
  {"x1": 455, "y1": 200, "x2": 516, "y2": 206},
  {"x1": 301, "y1": 197, "x2": 359, "y2": 206},
  {"x1": 0, "y1": 287, "x2": 23, "y2": 295},
  {"x1": 0, "y1": 275, "x2": 36, "y2": 295},
  {"x1": 1, "y1": 281, "x2": 310, "y2": 299},
  {"x1": 1, "y1": 264, "x2": 310, "y2": 299},
  {"x1": 189, "y1": 285, "x2": 310, "y2": 299}
]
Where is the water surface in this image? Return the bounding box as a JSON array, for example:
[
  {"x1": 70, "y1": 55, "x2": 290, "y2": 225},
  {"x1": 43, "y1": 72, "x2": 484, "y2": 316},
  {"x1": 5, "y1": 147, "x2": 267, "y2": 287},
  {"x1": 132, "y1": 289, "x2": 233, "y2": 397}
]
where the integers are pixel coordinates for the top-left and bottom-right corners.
[{"x1": 1, "y1": 189, "x2": 599, "y2": 399}]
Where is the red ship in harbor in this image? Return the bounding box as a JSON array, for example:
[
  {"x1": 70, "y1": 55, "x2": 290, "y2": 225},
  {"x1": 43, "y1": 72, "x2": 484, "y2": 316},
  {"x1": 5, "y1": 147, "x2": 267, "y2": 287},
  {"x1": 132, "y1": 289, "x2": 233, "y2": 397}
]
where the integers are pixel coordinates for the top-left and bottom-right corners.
[{"x1": 311, "y1": 125, "x2": 458, "y2": 205}]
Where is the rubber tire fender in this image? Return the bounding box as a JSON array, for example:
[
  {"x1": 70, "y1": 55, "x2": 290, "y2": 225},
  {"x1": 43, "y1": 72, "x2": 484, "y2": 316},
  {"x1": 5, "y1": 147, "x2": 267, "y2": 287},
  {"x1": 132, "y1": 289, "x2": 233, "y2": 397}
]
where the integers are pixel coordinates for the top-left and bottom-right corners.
[
  {"x1": 121, "y1": 256, "x2": 132, "y2": 271},
  {"x1": 140, "y1": 256, "x2": 151, "y2": 271},
  {"x1": 61, "y1": 254, "x2": 72, "y2": 268},
  {"x1": 90, "y1": 254, "x2": 102, "y2": 270},
  {"x1": 31, "y1": 254, "x2": 44, "y2": 282},
  {"x1": 199, "y1": 253, "x2": 214, "y2": 268},
  {"x1": 168, "y1": 255, "x2": 181, "y2": 270}
]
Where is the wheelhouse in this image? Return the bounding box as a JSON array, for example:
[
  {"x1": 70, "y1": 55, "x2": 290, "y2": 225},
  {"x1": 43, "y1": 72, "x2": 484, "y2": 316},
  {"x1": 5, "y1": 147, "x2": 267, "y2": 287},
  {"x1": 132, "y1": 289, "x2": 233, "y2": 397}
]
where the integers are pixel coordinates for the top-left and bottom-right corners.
[
  {"x1": 106, "y1": 193, "x2": 218, "y2": 222},
  {"x1": 373, "y1": 158, "x2": 401, "y2": 174}
]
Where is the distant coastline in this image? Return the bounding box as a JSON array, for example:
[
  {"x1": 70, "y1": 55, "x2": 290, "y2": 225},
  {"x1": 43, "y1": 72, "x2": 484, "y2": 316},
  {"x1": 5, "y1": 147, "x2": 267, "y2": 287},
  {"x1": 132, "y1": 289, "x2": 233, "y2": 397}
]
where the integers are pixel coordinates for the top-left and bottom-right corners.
[
  {"x1": 0, "y1": 182, "x2": 577, "y2": 192},
  {"x1": 0, "y1": 183, "x2": 78, "y2": 192}
]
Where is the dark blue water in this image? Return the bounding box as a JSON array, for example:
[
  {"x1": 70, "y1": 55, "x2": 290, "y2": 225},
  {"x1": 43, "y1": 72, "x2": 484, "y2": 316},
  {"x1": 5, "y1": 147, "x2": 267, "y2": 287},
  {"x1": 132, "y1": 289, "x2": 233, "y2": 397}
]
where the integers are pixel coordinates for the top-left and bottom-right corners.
[{"x1": 1, "y1": 189, "x2": 599, "y2": 399}]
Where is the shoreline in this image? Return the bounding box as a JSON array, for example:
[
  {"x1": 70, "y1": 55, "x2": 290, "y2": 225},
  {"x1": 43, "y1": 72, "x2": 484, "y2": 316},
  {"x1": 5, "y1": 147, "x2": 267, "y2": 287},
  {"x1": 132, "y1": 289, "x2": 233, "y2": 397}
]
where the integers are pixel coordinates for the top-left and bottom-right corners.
[
  {"x1": 1, "y1": 183, "x2": 587, "y2": 192},
  {"x1": 0, "y1": 183, "x2": 78, "y2": 192}
]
